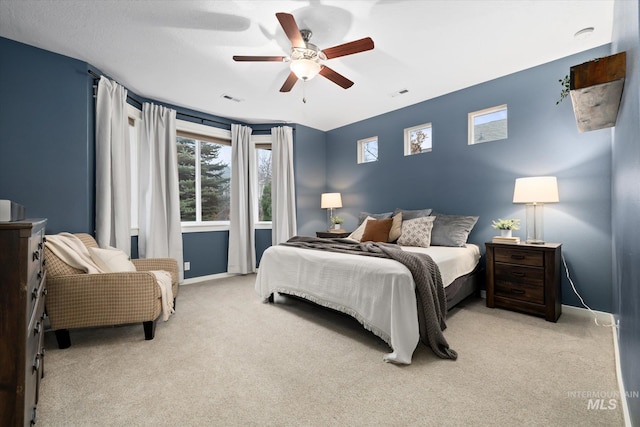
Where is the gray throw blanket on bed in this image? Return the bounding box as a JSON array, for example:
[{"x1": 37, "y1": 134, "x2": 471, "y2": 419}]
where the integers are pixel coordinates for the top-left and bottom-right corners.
[{"x1": 282, "y1": 236, "x2": 458, "y2": 360}]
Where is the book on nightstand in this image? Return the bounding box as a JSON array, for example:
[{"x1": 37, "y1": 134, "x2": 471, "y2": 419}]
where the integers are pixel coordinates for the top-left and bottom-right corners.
[{"x1": 492, "y1": 236, "x2": 520, "y2": 244}]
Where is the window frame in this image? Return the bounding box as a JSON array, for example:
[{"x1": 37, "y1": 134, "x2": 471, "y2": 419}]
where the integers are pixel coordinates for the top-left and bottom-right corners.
[
  {"x1": 357, "y1": 136, "x2": 378, "y2": 164},
  {"x1": 403, "y1": 122, "x2": 433, "y2": 156},
  {"x1": 176, "y1": 120, "x2": 233, "y2": 233},
  {"x1": 468, "y1": 104, "x2": 508, "y2": 145},
  {"x1": 253, "y1": 134, "x2": 272, "y2": 230}
]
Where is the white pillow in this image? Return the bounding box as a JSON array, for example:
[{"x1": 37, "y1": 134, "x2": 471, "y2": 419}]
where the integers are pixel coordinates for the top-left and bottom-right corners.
[
  {"x1": 348, "y1": 216, "x2": 375, "y2": 242},
  {"x1": 90, "y1": 247, "x2": 137, "y2": 273},
  {"x1": 397, "y1": 216, "x2": 436, "y2": 248}
]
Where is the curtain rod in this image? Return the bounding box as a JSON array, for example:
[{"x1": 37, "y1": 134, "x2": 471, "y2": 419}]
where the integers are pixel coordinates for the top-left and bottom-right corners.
[{"x1": 86, "y1": 70, "x2": 292, "y2": 132}]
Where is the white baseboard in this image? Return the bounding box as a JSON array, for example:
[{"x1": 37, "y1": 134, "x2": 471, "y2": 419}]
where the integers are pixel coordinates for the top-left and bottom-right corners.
[
  {"x1": 181, "y1": 272, "x2": 241, "y2": 285},
  {"x1": 561, "y1": 304, "x2": 615, "y2": 325}
]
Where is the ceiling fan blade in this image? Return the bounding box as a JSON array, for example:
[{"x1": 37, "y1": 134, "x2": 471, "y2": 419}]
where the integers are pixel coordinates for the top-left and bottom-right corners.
[
  {"x1": 321, "y1": 37, "x2": 374, "y2": 59},
  {"x1": 319, "y1": 66, "x2": 354, "y2": 89},
  {"x1": 280, "y1": 72, "x2": 299, "y2": 92},
  {"x1": 276, "y1": 12, "x2": 305, "y2": 48},
  {"x1": 233, "y1": 55, "x2": 286, "y2": 62}
]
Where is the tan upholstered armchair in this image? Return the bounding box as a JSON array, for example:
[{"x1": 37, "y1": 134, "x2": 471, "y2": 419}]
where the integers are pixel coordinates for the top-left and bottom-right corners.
[{"x1": 44, "y1": 233, "x2": 179, "y2": 348}]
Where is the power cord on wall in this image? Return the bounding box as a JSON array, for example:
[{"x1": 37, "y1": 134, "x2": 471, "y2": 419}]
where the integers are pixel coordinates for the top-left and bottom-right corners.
[{"x1": 562, "y1": 253, "x2": 616, "y2": 328}]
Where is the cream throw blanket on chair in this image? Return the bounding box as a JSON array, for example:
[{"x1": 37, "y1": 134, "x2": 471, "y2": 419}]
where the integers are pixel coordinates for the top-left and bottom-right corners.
[{"x1": 45, "y1": 233, "x2": 175, "y2": 321}]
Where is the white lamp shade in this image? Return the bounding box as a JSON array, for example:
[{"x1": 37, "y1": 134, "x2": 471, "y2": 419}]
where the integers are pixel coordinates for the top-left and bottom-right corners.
[
  {"x1": 513, "y1": 177, "x2": 559, "y2": 204},
  {"x1": 290, "y1": 59, "x2": 321, "y2": 81},
  {"x1": 321, "y1": 193, "x2": 342, "y2": 209}
]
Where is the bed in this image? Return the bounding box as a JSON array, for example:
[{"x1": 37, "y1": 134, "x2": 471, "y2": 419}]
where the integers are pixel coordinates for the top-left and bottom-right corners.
[{"x1": 255, "y1": 234, "x2": 481, "y2": 365}]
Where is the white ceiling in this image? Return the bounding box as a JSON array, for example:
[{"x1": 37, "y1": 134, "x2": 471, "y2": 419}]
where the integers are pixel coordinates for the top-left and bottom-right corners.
[{"x1": 0, "y1": 0, "x2": 614, "y2": 131}]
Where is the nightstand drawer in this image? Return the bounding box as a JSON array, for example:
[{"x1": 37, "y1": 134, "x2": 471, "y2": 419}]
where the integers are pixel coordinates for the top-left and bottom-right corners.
[
  {"x1": 494, "y1": 281, "x2": 544, "y2": 304},
  {"x1": 494, "y1": 264, "x2": 544, "y2": 287},
  {"x1": 494, "y1": 247, "x2": 544, "y2": 267}
]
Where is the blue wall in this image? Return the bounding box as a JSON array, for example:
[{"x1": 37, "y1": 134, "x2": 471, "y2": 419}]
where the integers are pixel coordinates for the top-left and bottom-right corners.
[
  {"x1": 325, "y1": 45, "x2": 614, "y2": 313},
  {"x1": 0, "y1": 37, "x2": 94, "y2": 233},
  {"x1": 292, "y1": 124, "x2": 328, "y2": 236},
  {"x1": 612, "y1": 0, "x2": 640, "y2": 422}
]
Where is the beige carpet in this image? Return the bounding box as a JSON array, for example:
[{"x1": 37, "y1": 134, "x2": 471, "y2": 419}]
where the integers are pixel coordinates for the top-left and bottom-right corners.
[{"x1": 38, "y1": 274, "x2": 624, "y2": 426}]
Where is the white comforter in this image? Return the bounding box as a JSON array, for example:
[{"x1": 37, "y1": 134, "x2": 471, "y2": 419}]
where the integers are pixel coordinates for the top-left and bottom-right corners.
[{"x1": 255, "y1": 243, "x2": 480, "y2": 364}]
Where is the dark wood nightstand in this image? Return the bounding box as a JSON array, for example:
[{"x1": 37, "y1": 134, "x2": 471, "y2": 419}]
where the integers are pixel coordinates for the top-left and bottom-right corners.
[
  {"x1": 485, "y1": 241, "x2": 562, "y2": 322},
  {"x1": 316, "y1": 231, "x2": 351, "y2": 238}
]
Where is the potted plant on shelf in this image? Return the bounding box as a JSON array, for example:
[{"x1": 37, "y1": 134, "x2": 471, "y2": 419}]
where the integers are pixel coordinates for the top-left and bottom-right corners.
[
  {"x1": 491, "y1": 218, "x2": 521, "y2": 238},
  {"x1": 330, "y1": 216, "x2": 344, "y2": 231}
]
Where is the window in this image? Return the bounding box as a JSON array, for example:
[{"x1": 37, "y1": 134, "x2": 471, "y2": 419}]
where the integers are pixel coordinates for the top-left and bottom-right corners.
[
  {"x1": 468, "y1": 104, "x2": 508, "y2": 145},
  {"x1": 254, "y1": 135, "x2": 272, "y2": 223},
  {"x1": 176, "y1": 122, "x2": 232, "y2": 224},
  {"x1": 357, "y1": 136, "x2": 378, "y2": 164},
  {"x1": 175, "y1": 121, "x2": 272, "y2": 231},
  {"x1": 128, "y1": 115, "x2": 271, "y2": 233},
  {"x1": 404, "y1": 122, "x2": 432, "y2": 155}
]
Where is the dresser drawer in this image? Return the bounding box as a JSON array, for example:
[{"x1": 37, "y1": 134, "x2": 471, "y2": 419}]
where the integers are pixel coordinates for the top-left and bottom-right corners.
[
  {"x1": 26, "y1": 270, "x2": 44, "y2": 326},
  {"x1": 28, "y1": 233, "x2": 44, "y2": 283},
  {"x1": 495, "y1": 281, "x2": 544, "y2": 304},
  {"x1": 494, "y1": 247, "x2": 544, "y2": 267},
  {"x1": 494, "y1": 263, "x2": 544, "y2": 287}
]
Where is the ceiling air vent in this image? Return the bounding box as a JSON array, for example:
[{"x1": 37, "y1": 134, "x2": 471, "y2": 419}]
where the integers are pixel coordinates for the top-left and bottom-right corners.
[
  {"x1": 390, "y1": 89, "x2": 409, "y2": 98},
  {"x1": 221, "y1": 94, "x2": 242, "y2": 102}
]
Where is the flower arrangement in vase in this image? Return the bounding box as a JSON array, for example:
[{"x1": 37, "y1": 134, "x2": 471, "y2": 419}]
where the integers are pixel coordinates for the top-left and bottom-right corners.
[
  {"x1": 330, "y1": 216, "x2": 344, "y2": 230},
  {"x1": 491, "y1": 218, "x2": 520, "y2": 238}
]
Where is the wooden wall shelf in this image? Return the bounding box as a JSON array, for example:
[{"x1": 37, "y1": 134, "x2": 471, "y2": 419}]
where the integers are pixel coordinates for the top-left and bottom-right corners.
[{"x1": 569, "y1": 51, "x2": 626, "y2": 133}]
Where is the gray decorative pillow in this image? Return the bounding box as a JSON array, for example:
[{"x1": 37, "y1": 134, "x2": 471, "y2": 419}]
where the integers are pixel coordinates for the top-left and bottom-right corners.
[
  {"x1": 358, "y1": 211, "x2": 393, "y2": 225},
  {"x1": 430, "y1": 212, "x2": 479, "y2": 247},
  {"x1": 397, "y1": 216, "x2": 436, "y2": 248},
  {"x1": 393, "y1": 208, "x2": 432, "y2": 220}
]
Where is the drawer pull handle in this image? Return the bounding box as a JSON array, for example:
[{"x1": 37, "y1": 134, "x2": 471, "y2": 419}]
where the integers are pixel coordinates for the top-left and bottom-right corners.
[
  {"x1": 34, "y1": 321, "x2": 42, "y2": 336},
  {"x1": 511, "y1": 288, "x2": 525, "y2": 295},
  {"x1": 510, "y1": 254, "x2": 525, "y2": 260},
  {"x1": 31, "y1": 407, "x2": 37, "y2": 426},
  {"x1": 32, "y1": 354, "x2": 41, "y2": 373},
  {"x1": 511, "y1": 271, "x2": 525, "y2": 277}
]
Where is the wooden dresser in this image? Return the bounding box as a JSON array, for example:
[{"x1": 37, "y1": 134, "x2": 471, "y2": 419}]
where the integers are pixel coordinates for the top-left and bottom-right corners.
[
  {"x1": 485, "y1": 241, "x2": 562, "y2": 322},
  {"x1": 0, "y1": 219, "x2": 47, "y2": 426}
]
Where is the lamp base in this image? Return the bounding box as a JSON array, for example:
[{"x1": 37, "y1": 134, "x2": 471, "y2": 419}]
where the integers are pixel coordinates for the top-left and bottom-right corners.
[{"x1": 525, "y1": 239, "x2": 545, "y2": 245}]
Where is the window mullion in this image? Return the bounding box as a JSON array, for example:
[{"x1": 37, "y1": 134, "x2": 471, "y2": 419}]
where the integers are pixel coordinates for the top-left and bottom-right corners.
[{"x1": 195, "y1": 139, "x2": 202, "y2": 223}]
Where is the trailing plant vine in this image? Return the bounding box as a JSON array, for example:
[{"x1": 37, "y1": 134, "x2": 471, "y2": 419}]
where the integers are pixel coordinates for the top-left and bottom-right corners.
[{"x1": 556, "y1": 74, "x2": 570, "y2": 105}]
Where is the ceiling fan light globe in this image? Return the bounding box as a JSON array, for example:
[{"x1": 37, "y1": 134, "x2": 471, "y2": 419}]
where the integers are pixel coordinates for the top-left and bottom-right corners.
[{"x1": 290, "y1": 59, "x2": 321, "y2": 81}]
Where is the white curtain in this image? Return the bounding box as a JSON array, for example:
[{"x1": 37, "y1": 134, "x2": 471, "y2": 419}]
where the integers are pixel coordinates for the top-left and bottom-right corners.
[
  {"x1": 139, "y1": 102, "x2": 184, "y2": 281},
  {"x1": 227, "y1": 124, "x2": 256, "y2": 274},
  {"x1": 95, "y1": 76, "x2": 131, "y2": 255},
  {"x1": 271, "y1": 126, "x2": 297, "y2": 245}
]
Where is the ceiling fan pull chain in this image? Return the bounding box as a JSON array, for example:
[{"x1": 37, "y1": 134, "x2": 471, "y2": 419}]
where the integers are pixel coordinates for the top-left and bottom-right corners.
[{"x1": 302, "y1": 80, "x2": 307, "y2": 104}]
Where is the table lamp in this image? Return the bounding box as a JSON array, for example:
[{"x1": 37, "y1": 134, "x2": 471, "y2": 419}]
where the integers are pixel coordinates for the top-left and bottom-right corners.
[
  {"x1": 513, "y1": 176, "x2": 559, "y2": 244},
  {"x1": 321, "y1": 193, "x2": 342, "y2": 231}
]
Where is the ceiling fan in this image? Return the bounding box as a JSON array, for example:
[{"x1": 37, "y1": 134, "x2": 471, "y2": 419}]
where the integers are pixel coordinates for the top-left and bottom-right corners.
[{"x1": 233, "y1": 12, "x2": 374, "y2": 92}]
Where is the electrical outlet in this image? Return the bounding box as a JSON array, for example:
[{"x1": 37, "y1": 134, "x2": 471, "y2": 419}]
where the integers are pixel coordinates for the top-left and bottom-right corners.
[{"x1": 184, "y1": 261, "x2": 190, "y2": 271}]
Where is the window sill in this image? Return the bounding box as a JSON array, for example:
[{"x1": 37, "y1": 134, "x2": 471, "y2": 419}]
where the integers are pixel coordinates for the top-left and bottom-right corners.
[{"x1": 131, "y1": 222, "x2": 272, "y2": 235}]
